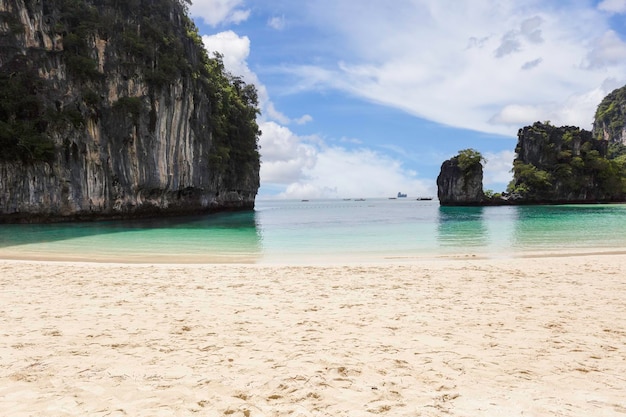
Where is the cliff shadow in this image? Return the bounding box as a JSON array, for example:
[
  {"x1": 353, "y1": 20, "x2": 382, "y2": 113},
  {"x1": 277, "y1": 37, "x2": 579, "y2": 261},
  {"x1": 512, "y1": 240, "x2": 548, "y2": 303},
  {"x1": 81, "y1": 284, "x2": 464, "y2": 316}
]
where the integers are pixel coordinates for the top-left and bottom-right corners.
[
  {"x1": 511, "y1": 204, "x2": 626, "y2": 251},
  {"x1": 0, "y1": 211, "x2": 262, "y2": 262}
]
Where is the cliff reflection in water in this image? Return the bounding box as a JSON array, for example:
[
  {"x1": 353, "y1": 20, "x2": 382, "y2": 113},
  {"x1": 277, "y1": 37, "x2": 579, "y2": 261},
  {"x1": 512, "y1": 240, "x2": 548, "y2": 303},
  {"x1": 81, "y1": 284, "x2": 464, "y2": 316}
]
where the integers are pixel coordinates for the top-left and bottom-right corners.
[
  {"x1": 510, "y1": 204, "x2": 624, "y2": 250},
  {"x1": 0, "y1": 211, "x2": 262, "y2": 262},
  {"x1": 437, "y1": 206, "x2": 488, "y2": 248}
]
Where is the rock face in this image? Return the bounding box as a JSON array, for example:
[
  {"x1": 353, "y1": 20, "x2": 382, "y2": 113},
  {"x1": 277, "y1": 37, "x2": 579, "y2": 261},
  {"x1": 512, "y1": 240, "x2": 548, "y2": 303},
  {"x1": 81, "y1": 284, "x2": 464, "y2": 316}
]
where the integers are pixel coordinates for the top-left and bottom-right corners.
[
  {"x1": 437, "y1": 85, "x2": 626, "y2": 206},
  {"x1": 0, "y1": 0, "x2": 260, "y2": 223},
  {"x1": 509, "y1": 122, "x2": 624, "y2": 203},
  {"x1": 593, "y1": 85, "x2": 626, "y2": 145},
  {"x1": 436, "y1": 157, "x2": 484, "y2": 205}
]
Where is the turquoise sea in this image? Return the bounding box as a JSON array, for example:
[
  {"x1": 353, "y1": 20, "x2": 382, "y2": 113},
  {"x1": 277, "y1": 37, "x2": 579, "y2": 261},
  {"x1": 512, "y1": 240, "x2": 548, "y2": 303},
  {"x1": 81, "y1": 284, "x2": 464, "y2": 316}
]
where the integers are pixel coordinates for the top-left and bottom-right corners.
[{"x1": 0, "y1": 199, "x2": 625, "y2": 263}]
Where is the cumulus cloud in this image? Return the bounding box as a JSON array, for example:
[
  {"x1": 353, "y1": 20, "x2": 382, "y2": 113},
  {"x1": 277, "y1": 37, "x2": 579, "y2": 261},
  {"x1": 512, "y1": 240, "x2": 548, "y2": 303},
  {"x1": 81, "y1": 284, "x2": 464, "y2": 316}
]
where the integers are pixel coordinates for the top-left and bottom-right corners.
[
  {"x1": 490, "y1": 104, "x2": 548, "y2": 127},
  {"x1": 598, "y1": 0, "x2": 626, "y2": 14},
  {"x1": 275, "y1": 146, "x2": 432, "y2": 200},
  {"x1": 278, "y1": 0, "x2": 626, "y2": 135},
  {"x1": 268, "y1": 15, "x2": 286, "y2": 30},
  {"x1": 584, "y1": 30, "x2": 626, "y2": 69},
  {"x1": 484, "y1": 150, "x2": 516, "y2": 189},
  {"x1": 201, "y1": 31, "x2": 290, "y2": 124},
  {"x1": 202, "y1": 31, "x2": 315, "y2": 126},
  {"x1": 189, "y1": 0, "x2": 250, "y2": 26},
  {"x1": 258, "y1": 122, "x2": 432, "y2": 199},
  {"x1": 202, "y1": 31, "x2": 250, "y2": 76},
  {"x1": 258, "y1": 122, "x2": 318, "y2": 184}
]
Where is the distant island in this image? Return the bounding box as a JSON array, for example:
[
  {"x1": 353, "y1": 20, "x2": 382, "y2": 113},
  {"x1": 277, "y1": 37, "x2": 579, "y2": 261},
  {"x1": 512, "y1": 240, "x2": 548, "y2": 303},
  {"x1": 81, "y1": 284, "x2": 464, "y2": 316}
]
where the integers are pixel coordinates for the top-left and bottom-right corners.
[{"x1": 437, "y1": 85, "x2": 626, "y2": 206}]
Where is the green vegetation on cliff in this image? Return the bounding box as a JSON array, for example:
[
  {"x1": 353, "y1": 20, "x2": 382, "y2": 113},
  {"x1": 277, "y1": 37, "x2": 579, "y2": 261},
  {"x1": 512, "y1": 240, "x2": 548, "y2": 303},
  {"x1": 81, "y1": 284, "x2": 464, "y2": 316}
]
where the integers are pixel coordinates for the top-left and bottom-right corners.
[
  {"x1": 455, "y1": 148, "x2": 484, "y2": 171},
  {"x1": 437, "y1": 87, "x2": 626, "y2": 205},
  {"x1": 594, "y1": 86, "x2": 626, "y2": 143},
  {"x1": 507, "y1": 122, "x2": 626, "y2": 202},
  {"x1": 0, "y1": 0, "x2": 260, "y2": 175}
]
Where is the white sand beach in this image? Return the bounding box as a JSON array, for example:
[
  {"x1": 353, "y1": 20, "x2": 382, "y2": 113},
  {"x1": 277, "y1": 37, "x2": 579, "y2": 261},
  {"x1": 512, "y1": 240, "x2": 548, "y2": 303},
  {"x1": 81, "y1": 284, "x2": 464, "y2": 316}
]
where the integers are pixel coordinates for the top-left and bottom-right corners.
[{"x1": 1, "y1": 254, "x2": 625, "y2": 416}]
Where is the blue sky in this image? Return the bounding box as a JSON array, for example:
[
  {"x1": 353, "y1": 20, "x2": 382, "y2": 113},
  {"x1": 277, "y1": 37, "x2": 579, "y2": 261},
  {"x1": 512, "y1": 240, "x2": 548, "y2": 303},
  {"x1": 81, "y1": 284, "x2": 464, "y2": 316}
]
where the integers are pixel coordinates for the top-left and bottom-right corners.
[{"x1": 189, "y1": 0, "x2": 626, "y2": 199}]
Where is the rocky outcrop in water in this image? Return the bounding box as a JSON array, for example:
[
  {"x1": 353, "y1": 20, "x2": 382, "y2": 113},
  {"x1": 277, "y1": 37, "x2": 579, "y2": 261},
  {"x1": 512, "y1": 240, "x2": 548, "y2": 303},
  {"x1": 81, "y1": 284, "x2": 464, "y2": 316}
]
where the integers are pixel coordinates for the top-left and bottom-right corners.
[
  {"x1": 437, "y1": 149, "x2": 485, "y2": 205},
  {"x1": 0, "y1": 0, "x2": 260, "y2": 223},
  {"x1": 438, "y1": 83, "x2": 626, "y2": 206}
]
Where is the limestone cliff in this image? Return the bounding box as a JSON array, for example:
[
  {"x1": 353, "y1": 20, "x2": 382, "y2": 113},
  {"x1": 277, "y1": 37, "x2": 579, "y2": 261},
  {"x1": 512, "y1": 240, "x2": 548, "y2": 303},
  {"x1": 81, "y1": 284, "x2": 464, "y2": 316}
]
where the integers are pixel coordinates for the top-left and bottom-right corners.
[
  {"x1": 508, "y1": 122, "x2": 624, "y2": 203},
  {"x1": 0, "y1": 0, "x2": 260, "y2": 223},
  {"x1": 593, "y1": 85, "x2": 626, "y2": 147},
  {"x1": 437, "y1": 150, "x2": 485, "y2": 205}
]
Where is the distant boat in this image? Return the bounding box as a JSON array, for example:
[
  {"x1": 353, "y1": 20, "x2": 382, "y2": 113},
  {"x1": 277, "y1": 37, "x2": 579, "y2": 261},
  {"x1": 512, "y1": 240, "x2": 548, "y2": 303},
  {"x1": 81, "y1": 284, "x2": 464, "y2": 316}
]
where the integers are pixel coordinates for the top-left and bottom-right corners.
[
  {"x1": 397, "y1": 192, "x2": 407, "y2": 198},
  {"x1": 417, "y1": 197, "x2": 433, "y2": 201},
  {"x1": 354, "y1": 198, "x2": 366, "y2": 201}
]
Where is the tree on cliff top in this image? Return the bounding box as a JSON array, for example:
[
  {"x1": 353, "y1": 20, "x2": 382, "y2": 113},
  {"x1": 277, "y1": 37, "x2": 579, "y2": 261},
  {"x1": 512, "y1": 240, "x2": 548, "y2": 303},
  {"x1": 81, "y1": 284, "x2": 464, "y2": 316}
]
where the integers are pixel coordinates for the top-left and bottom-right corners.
[{"x1": 455, "y1": 148, "x2": 485, "y2": 171}]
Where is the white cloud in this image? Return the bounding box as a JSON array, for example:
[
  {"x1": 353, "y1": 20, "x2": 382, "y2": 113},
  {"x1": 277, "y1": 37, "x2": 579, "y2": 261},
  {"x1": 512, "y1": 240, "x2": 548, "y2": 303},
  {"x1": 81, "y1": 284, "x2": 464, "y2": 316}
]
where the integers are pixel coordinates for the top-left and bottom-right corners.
[
  {"x1": 584, "y1": 30, "x2": 626, "y2": 69},
  {"x1": 202, "y1": 31, "x2": 250, "y2": 76},
  {"x1": 189, "y1": 0, "x2": 250, "y2": 26},
  {"x1": 294, "y1": 114, "x2": 313, "y2": 125},
  {"x1": 484, "y1": 150, "x2": 516, "y2": 189},
  {"x1": 268, "y1": 15, "x2": 286, "y2": 30},
  {"x1": 202, "y1": 31, "x2": 290, "y2": 124},
  {"x1": 276, "y1": 146, "x2": 432, "y2": 200},
  {"x1": 258, "y1": 121, "x2": 317, "y2": 185},
  {"x1": 490, "y1": 104, "x2": 548, "y2": 126},
  {"x1": 201, "y1": 31, "x2": 313, "y2": 126},
  {"x1": 598, "y1": 0, "x2": 626, "y2": 14},
  {"x1": 279, "y1": 0, "x2": 626, "y2": 135},
  {"x1": 258, "y1": 121, "x2": 433, "y2": 199}
]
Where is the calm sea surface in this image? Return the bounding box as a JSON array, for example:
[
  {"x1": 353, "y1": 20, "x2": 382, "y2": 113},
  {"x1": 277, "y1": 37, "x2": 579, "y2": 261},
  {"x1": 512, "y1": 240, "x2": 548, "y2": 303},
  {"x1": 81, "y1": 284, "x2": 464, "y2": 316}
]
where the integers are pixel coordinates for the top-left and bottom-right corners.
[{"x1": 0, "y1": 199, "x2": 625, "y2": 263}]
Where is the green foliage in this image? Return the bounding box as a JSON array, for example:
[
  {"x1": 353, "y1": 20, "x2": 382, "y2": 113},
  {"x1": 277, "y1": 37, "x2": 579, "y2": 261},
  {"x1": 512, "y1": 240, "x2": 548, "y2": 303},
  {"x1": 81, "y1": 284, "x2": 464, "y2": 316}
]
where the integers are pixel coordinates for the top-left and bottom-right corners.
[
  {"x1": 0, "y1": 0, "x2": 261, "y2": 175},
  {"x1": 510, "y1": 161, "x2": 552, "y2": 195},
  {"x1": 204, "y1": 55, "x2": 261, "y2": 180},
  {"x1": 511, "y1": 121, "x2": 626, "y2": 201},
  {"x1": 455, "y1": 148, "x2": 484, "y2": 171},
  {"x1": 594, "y1": 86, "x2": 626, "y2": 142},
  {"x1": 113, "y1": 97, "x2": 143, "y2": 116},
  {"x1": 484, "y1": 189, "x2": 502, "y2": 199},
  {"x1": 83, "y1": 89, "x2": 101, "y2": 108},
  {"x1": 0, "y1": 69, "x2": 55, "y2": 162},
  {"x1": 608, "y1": 142, "x2": 626, "y2": 159},
  {"x1": 65, "y1": 55, "x2": 101, "y2": 81}
]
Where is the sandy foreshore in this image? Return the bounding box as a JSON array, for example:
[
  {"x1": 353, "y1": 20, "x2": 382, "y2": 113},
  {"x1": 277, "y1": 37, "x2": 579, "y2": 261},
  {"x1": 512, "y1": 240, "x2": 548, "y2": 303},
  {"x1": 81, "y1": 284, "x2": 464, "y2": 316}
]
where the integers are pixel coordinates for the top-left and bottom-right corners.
[{"x1": 1, "y1": 255, "x2": 626, "y2": 416}]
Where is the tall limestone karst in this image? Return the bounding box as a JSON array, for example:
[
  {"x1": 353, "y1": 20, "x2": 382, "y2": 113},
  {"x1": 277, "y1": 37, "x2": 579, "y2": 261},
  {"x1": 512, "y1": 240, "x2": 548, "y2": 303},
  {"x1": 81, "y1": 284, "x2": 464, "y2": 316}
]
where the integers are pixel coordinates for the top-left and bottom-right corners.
[
  {"x1": 437, "y1": 85, "x2": 626, "y2": 205},
  {"x1": 437, "y1": 149, "x2": 485, "y2": 205},
  {"x1": 506, "y1": 122, "x2": 625, "y2": 203},
  {"x1": 593, "y1": 85, "x2": 626, "y2": 154},
  {"x1": 0, "y1": 0, "x2": 260, "y2": 222}
]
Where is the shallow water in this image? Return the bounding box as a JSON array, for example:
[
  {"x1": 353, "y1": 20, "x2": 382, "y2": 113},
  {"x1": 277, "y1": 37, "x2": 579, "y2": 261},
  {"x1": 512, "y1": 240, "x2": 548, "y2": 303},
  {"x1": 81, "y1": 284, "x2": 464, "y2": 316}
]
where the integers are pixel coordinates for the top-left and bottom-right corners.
[{"x1": 0, "y1": 199, "x2": 625, "y2": 263}]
